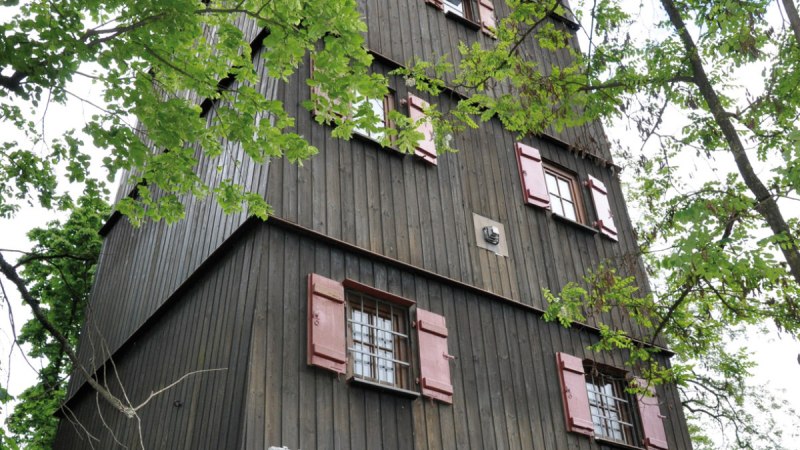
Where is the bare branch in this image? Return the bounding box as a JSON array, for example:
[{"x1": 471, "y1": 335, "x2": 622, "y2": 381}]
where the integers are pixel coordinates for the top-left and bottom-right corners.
[{"x1": 133, "y1": 368, "x2": 227, "y2": 412}]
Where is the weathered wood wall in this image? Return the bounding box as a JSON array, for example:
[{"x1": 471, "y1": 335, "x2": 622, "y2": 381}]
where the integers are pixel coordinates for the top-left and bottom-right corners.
[
  {"x1": 78, "y1": 1, "x2": 644, "y2": 397},
  {"x1": 267, "y1": 55, "x2": 647, "y2": 339},
  {"x1": 55, "y1": 225, "x2": 262, "y2": 450},
  {"x1": 56, "y1": 1, "x2": 688, "y2": 448},
  {"x1": 57, "y1": 221, "x2": 691, "y2": 449},
  {"x1": 240, "y1": 222, "x2": 692, "y2": 450},
  {"x1": 67, "y1": 44, "x2": 278, "y2": 397}
]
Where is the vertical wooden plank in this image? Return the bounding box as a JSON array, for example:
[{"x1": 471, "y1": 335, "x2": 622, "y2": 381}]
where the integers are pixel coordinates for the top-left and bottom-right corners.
[
  {"x1": 264, "y1": 227, "x2": 284, "y2": 447},
  {"x1": 242, "y1": 228, "x2": 270, "y2": 450}
]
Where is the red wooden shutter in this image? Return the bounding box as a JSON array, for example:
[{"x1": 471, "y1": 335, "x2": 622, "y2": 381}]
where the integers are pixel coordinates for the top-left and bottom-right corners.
[
  {"x1": 407, "y1": 94, "x2": 437, "y2": 165},
  {"x1": 634, "y1": 378, "x2": 669, "y2": 450},
  {"x1": 416, "y1": 308, "x2": 453, "y2": 403},
  {"x1": 556, "y1": 352, "x2": 594, "y2": 436},
  {"x1": 478, "y1": 0, "x2": 497, "y2": 36},
  {"x1": 515, "y1": 142, "x2": 550, "y2": 209},
  {"x1": 425, "y1": 0, "x2": 444, "y2": 10},
  {"x1": 307, "y1": 273, "x2": 347, "y2": 374},
  {"x1": 586, "y1": 175, "x2": 618, "y2": 241}
]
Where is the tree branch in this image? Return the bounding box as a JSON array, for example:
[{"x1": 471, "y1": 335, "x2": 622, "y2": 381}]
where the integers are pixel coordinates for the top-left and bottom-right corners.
[
  {"x1": 661, "y1": 0, "x2": 800, "y2": 292},
  {"x1": 782, "y1": 0, "x2": 800, "y2": 47},
  {"x1": 11, "y1": 251, "x2": 97, "y2": 269},
  {"x1": 0, "y1": 252, "x2": 134, "y2": 418}
]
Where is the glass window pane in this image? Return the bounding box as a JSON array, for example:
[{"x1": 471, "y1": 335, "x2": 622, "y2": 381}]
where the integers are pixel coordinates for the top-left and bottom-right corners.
[
  {"x1": 353, "y1": 343, "x2": 371, "y2": 378},
  {"x1": 352, "y1": 96, "x2": 385, "y2": 140},
  {"x1": 376, "y1": 316, "x2": 393, "y2": 349},
  {"x1": 545, "y1": 173, "x2": 560, "y2": 197},
  {"x1": 347, "y1": 291, "x2": 410, "y2": 389},
  {"x1": 563, "y1": 201, "x2": 577, "y2": 221},
  {"x1": 377, "y1": 349, "x2": 395, "y2": 384},
  {"x1": 558, "y1": 178, "x2": 573, "y2": 201},
  {"x1": 551, "y1": 198, "x2": 564, "y2": 216},
  {"x1": 351, "y1": 310, "x2": 369, "y2": 343},
  {"x1": 444, "y1": 0, "x2": 464, "y2": 16}
]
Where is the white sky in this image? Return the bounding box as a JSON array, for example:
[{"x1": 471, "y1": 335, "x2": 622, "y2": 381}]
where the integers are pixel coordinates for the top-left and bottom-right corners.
[{"x1": 1, "y1": 0, "x2": 799, "y2": 448}]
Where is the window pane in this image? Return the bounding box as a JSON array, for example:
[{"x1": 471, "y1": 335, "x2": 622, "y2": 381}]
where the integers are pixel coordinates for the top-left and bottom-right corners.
[
  {"x1": 444, "y1": 0, "x2": 464, "y2": 16},
  {"x1": 563, "y1": 200, "x2": 577, "y2": 221},
  {"x1": 352, "y1": 96, "x2": 385, "y2": 140},
  {"x1": 353, "y1": 343, "x2": 372, "y2": 378},
  {"x1": 377, "y1": 349, "x2": 395, "y2": 384},
  {"x1": 347, "y1": 291, "x2": 410, "y2": 389},
  {"x1": 376, "y1": 316, "x2": 393, "y2": 349},
  {"x1": 558, "y1": 178, "x2": 573, "y2": 201},
  {"x1": 586, "y1": 371, "x2": 637, "y2": 445},
  {"x1": 545, "y1": 173, "x2": 560, "y2": 197},
  {"x1": 551, "y1": 198, "x2": 564, "y2": 216},
  {"x1": 351, "y1": 310, "x2": 370, "y2": 343}
]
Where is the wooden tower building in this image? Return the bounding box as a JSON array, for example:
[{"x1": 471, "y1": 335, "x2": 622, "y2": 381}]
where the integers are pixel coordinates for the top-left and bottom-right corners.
[{"x1": 55, "y1": 0, "x2": 693, "y2": 449}]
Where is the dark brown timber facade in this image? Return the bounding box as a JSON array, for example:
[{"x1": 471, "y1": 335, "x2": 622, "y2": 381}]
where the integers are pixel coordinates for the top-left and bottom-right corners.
[{"x1": 55, "y1": 1, "x2": 693, "y2": 449}]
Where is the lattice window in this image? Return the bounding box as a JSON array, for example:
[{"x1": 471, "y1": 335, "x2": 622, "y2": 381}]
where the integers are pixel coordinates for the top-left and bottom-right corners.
[
  {"x1": 347, "y1": 291, "x2": 411, "y2": 389},
  {"x1": 544, "y1": 166, "x2": 585, "y2": 223},
  {"x1": 585, "y1": 369, "x2": 639, "y2": 445}
]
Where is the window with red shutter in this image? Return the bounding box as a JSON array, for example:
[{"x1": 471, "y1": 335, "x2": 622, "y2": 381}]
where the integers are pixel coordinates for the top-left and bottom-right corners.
[
  {"x1": 586, "y1": 174, "x2": 619, "y2": 241},
  {"x1": 307, "y1": 274, "x2": 347, "y2": 374},
  {"x1": 634, "y1": 378, "x2": 670, "y2": 450},
  {"x1": 416, "y1": 308, "x2": 454, "y2": 404},
  {"x1": 557, "y1": 356, "x2": 672, "y2": 449},
  {"x1": 407, "y1": 94, "x2": 437, "y2": 165},
  {"x1": 515, "y1": 142, "x2": 551, "y2": 209},
  {"x1": 556, "y1": 352, "x2": 595, "y2": 436},
  {"x1": 345, "y1": 287, "x2": 413, "y2": 391}
]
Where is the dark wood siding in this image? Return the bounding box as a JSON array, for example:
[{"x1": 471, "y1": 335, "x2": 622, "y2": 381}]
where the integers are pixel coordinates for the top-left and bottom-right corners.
[
  {"x1": 266, "y1": 55, "x2": 647, "y2": 340},
  {"x1": 55, "y1": 226, "x2": 262, "y2": 450},
  {"x1": 87, "y1": 2, "x2": 646, "y2": 392},
  {"x1": 240, "y1": 222, "x2": 691, "y2": 450},
  {"x1": 68, "y1": 44, "x2": 280, "y2": 396},
  {"x1": 59, "y1": 1, "x2": 688, "y2": 447}
]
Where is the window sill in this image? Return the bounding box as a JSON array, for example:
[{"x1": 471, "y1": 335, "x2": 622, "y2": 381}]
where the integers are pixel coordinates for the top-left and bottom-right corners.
[
  {"x1": 551, "y1": 212, "x2": 599, "y2": 235},
  {"x1": 444, "y1": 11, "x2": 482, "y2": 31},
  {"x1": 348, "y1": 377, "x2": 421, "y2": 399}
]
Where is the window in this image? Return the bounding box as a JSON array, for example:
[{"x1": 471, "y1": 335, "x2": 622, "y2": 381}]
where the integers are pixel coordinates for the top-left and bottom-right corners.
[
  {"x1": 346, "y1": 289, "x2": 411, "y2": 389},
  {"x1": 352, "y1": 94, "x2": 393, "y2": 142},
  {"x1": 443, "y1": 0, "x2": 468, "y2": 17},
  {"x1": 424, "y1": 0, "x2": 496, "y2": 36},
  {"x1": 544, "y1": 165, "x2": 585, "y2": 223},
  {"x1": 556, "y1": 352, "x2": 670, "y2": 450},
  {"x1": 307, "y1": 274, "x2": 454, "y2": 403},
  {"x1": 515, "y1": 142, "x2": 618, "y2": 239},
  {"x1": 585, "y1": 366, "x2": 639, "y2": 445}
]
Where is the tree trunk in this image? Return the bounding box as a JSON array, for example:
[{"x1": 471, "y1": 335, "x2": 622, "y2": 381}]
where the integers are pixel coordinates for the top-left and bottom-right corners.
[
  {"x1": 782, "y1": 0, "x2": 800, "y2": 47},
  {"x1": 660, "y1": 0, "x2": 800, "y2": 291}
]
